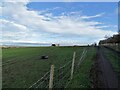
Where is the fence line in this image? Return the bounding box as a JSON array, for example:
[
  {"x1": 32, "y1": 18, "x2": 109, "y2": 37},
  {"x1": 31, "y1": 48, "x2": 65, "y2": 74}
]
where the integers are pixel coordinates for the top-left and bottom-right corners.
[
  {"x1": 28, "y1": 48, "x2": 88, "y2": 89},
  {"x1": 65, "y1": 49, "x2": 87, "y2": 88},
  {"x1": 71, "y1": 52, "x2": 76, "y2": 80},
  {"x1": 29, "y1": 71, "x2": 50, "y2": 88},
  {"x1": 49, "y1": 65, "x2": 54, "y2": 88},
  {"x1": 78, "y1": 49, "x2": 87, "y2": 66}
]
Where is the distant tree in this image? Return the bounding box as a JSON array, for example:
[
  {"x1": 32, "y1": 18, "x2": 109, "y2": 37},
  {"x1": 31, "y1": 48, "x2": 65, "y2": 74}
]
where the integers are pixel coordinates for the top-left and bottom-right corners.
[
  {"x1": 99, "y1": 33, "x2": 120, "y2": 45},
  {"x1": 104, "y1": 35, "x2": 111, "y2": 39}
]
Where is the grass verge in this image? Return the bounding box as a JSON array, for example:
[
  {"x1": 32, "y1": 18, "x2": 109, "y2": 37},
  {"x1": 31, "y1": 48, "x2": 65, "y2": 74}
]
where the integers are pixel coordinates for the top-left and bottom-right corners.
[
  {"x1": 67, "y1": 47, "x2": 96, "y2": 88},
  {"x1": 102, "y1": 47, "x2": 120, "y2": 78}
]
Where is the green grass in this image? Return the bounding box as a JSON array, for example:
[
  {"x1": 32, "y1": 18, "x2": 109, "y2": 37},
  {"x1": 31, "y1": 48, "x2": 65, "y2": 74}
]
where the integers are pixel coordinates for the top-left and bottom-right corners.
[
  {"x1": 107, "y1": 45, "x2": 120, "y2": 52},
  {"x1": 0, "y1": 47, "x2": 2, "y2": 61},
  {"x1": 102, "y1": 47, "x2": 120, "y2": 77},
  {"x1": 67, "y1": 47, "x2": 96, "y2": 88},
  {"x1": 2, "y1": 46, "x2": 86, "y2": 88}
]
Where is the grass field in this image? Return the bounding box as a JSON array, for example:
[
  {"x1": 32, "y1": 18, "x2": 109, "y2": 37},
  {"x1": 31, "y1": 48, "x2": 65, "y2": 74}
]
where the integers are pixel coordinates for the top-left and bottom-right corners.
[
  {"x1": 107, "y1": 45, "x2": 120, "y2": 52},
  {"x1": 67, "y1": 47, "x2": 96, "y2": 88},
  {"x1": 102, "y1": 47, "x2": 120, "y2": 78},
  {"x1": 2, "y1": 46, "x2": 89, "y2": 88}
]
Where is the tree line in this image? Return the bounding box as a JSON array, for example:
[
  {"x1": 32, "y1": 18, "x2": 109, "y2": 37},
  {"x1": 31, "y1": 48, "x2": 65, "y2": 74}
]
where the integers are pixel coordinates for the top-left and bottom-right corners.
[{"x1": 99, "y1": 33, "x2": 120, "y2": 45}]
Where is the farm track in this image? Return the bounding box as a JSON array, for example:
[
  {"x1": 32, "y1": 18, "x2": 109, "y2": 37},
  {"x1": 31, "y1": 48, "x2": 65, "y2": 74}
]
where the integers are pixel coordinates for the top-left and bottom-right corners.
[{"x1": 95, "y1": 46, "x2": 118, "y2": 88}]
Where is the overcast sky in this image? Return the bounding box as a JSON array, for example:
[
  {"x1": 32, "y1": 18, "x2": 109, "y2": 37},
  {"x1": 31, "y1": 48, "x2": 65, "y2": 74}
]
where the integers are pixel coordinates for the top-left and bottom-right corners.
[{"x1": 0, "y1": 0, "x2": 118, "y2": 45}]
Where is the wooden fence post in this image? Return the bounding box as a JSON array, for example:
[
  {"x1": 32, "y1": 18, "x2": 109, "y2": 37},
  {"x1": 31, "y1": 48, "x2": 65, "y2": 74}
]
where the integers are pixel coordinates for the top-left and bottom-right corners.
[
  {"x1": 49, "y1": 65, "x2": 54, "y2": 89},
  {"x1": 71, "y1": 52, "x2": 76, "y2": 80}
]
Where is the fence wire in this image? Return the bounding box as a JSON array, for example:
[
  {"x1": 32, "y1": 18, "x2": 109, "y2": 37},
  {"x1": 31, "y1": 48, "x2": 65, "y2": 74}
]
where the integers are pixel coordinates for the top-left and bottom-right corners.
[
  {"x1": 28, "y1": 48, "x2": 88, "y2": 88},
  {"x1": 53, "y1": 60, "x2": 72, "y2": 88},
  {"x1": 28, "y1": 71, "x2": 50, "y2": 88}
]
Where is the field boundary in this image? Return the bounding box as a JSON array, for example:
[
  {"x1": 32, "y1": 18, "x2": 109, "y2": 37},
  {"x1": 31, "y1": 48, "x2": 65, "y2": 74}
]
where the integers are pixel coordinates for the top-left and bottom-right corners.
[{"x1": 28, "y1": 48, "x2": 87, "y2": 88}]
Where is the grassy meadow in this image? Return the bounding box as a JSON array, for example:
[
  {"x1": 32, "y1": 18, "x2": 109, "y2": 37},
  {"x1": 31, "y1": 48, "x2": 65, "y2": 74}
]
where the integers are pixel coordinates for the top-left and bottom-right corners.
[{"x1": 2, "y1": 46, "x2": 88, "y2": 88}]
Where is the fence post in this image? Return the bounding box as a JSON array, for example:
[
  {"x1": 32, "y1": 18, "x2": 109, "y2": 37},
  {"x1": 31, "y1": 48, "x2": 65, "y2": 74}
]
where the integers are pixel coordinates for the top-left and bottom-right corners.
[
  {"x1": 78, "y1": 49, "x2": 85, "y2": 67},
  {"x1": 49, "y1": 65, "x2": 54, "y2": 89},
  {"x1": 71, "y1": 52, "x2": 76, "y2": 80}
]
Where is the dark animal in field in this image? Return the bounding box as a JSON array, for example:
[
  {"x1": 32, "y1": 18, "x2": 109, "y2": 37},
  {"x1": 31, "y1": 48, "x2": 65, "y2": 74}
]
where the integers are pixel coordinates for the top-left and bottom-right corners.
[{"x1": 41, "y1": 55, "x2": 48, "y2": 59}]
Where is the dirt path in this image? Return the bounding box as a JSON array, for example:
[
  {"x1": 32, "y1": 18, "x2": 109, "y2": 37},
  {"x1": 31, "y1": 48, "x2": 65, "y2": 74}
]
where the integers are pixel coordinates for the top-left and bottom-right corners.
[{"x1": 94, "y1": 46, "x2": 118, "y2": 88}]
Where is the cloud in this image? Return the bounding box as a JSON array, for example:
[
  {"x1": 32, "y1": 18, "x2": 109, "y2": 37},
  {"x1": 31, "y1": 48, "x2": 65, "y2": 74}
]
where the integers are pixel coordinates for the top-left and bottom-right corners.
[
  {"x1": 1, "y1": 19, "x2": 30, "y2": 41},
  {"x1": 81, "y1": 13, "x2": 105, "y2": 19},
  {"x1": 1, "y1": 1, "x2": 117, "y2": 45}
]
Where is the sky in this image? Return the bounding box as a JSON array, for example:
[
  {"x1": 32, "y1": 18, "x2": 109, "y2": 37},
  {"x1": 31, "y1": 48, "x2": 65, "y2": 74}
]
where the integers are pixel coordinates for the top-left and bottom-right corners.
[{"x1": 0, "y1": 0, "x2": 119, "y2": 46}]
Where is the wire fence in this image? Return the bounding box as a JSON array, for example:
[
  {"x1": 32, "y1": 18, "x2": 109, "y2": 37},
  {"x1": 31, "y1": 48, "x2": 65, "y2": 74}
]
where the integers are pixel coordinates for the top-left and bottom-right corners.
[
  {"x1": 29, "y1": 71, "x2": 50, "y2": 88},
  {"x1": 53, "y1": 60, "x2": 72, "y2": 88},
  {"x1": 28, "y1": 48, "x2": 87, "y2": 89}
]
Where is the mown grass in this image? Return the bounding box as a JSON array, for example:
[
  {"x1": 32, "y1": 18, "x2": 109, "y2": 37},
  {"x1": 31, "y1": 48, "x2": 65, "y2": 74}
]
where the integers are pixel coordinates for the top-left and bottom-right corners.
[
  {"x1": 2, "y1": 46, "x2": 86, "y2": 88},
  {"x1": 67, "y1": 47, "x2": 96, "y2": 88},
  {"x1": 102, "y1": 47, "x2": 120, "y2": 78}
]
